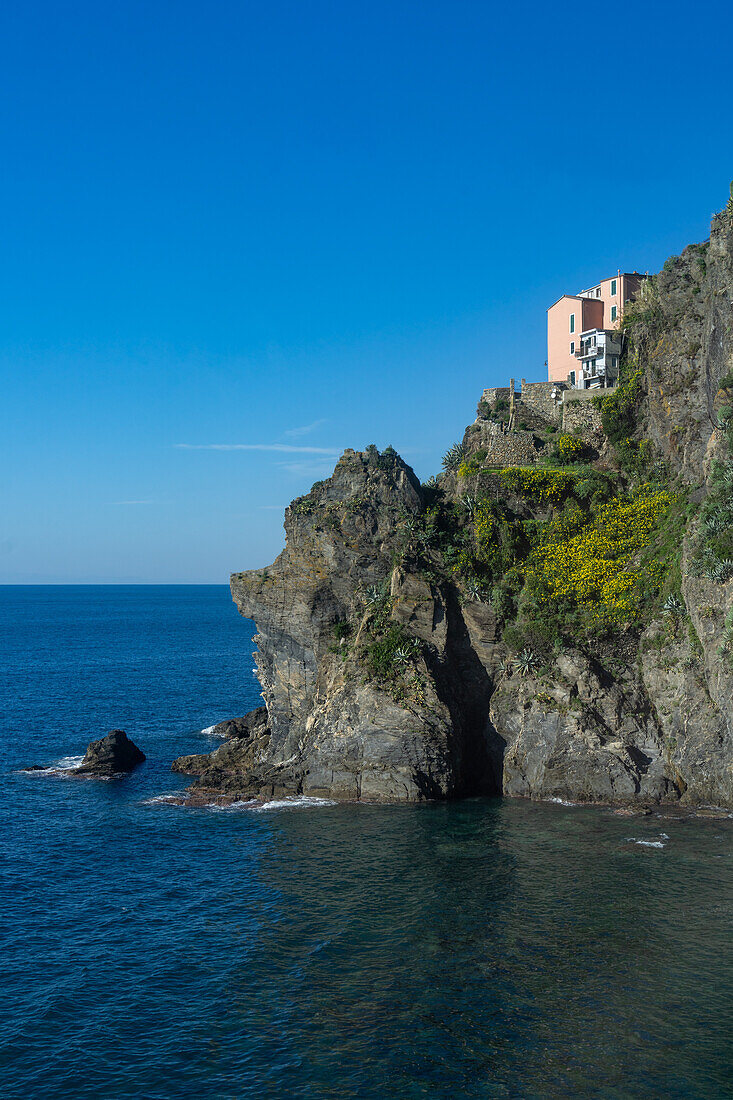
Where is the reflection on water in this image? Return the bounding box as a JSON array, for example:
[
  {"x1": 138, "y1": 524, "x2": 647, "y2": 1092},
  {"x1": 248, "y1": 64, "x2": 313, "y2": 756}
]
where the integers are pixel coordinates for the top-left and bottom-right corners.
[{"x1": 2, "y1": 587, "x2": 731, "y2": 1098}]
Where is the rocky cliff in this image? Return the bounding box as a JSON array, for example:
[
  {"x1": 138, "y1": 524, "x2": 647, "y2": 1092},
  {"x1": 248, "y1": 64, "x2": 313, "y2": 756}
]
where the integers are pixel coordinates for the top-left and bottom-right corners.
[{"x1": 175, "y1": 193, "x2": 733, "y2": 808}]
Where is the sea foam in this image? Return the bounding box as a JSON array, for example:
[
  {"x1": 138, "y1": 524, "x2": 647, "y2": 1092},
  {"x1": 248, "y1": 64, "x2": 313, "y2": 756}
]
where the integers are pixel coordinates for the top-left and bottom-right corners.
[
  {"x1": 626, "y1": 834, "x2": 668, "y2": 849},
  {"x1": 21, "y1": 755, "x2": 84, "y2": 777},
  {"x1": 255, "y1": 795, "x2": 338, "y2": 811}
]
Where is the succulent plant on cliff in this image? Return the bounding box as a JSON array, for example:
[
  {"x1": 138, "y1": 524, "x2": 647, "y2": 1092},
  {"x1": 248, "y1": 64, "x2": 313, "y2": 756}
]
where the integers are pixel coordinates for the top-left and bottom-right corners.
[
  {"x1": 499, "y1": 657, "x2": 514, "y2": 678},
  {"x1": 393, "y1": 639, "x2": 421, "y2": 667},
  {"x1": 516, "y1": 649, "x2": 538, "y2": 677},
  {"x1": 701, "y1": 512, "x2": 729, "y2": 536},
  {"x1": 442, "y1": 442, "x2": 465, "y2": 471},
  {"x1": 662, "y1": 594, "x2": 686, "y2": 619},
  {"x1": 465, "y1": 578, "x2": 485, "y2": 603},
  {"x1": 695, "y1": 551, "x2": 733, "y2": 582},
  {"x1": 460, "y1": 494, "x2": 478, "y2": 518},
  {"x1": 364, "y1": 582, "x2": 391, "y2": 607}
]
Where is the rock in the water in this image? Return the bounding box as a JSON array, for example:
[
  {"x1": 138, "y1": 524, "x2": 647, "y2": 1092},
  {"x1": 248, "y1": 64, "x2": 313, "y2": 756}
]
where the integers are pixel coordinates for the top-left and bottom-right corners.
[
  {"x1": 74, "y1": 730, "x2": 146, "y2": 776},
  {"x1": 207, "y1": 709, "x2": 269, "y2": 740}
]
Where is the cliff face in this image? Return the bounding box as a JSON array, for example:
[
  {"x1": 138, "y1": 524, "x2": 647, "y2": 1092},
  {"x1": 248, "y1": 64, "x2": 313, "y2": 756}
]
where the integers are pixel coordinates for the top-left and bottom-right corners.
[
  {"x1": 175, "y1": 199, "x2": 733, "y2": 808},
  {"x1": 223, "y1": 448, "x2": 502, "y2": 802},
  {"x1": 643, "y1": 210, "x2": 733, "y2": 484}
]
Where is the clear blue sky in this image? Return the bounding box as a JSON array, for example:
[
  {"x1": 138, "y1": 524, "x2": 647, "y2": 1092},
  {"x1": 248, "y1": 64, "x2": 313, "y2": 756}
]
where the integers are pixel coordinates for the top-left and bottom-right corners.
[{"x1": 2, "y1": 0, "x2": 731, "y2": 582}]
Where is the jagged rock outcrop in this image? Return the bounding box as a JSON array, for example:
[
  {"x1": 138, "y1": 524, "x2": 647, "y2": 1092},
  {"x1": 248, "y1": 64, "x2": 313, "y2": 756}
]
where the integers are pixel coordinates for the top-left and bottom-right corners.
[
  {"x1": 175, "y1": 198, "x2": 733, "y2": 808},
  {"x1": 74, "y1": 730, "x2": 146, "y2": 776},
  {"x1": 218, "y1": 448, "x2": 501, "y2": 802}
]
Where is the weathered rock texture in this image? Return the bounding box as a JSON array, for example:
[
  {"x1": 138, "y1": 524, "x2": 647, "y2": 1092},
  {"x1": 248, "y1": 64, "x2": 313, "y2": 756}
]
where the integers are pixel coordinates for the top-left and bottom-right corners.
[
  {"x1": 175, "y1": 448, "x2": 503, "y2": 803},
  {"x1": 176, "y1": 202, "x2": 733, "y2": 807},
  {"x1": 74, "y1": 730, "x2": 146, "y2": 776}
]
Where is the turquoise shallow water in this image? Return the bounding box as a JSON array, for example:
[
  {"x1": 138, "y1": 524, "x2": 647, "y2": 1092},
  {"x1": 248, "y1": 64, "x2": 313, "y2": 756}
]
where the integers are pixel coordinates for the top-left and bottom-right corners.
[{"x1": 1, "y1": 586, "x2": 732, "y2": 1098}]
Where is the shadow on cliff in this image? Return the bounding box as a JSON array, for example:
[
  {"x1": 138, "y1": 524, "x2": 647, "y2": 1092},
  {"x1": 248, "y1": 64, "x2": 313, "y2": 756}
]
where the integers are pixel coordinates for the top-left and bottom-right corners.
[{"x1": 424, "y1": 588, "x2": 506, "y2": 798}]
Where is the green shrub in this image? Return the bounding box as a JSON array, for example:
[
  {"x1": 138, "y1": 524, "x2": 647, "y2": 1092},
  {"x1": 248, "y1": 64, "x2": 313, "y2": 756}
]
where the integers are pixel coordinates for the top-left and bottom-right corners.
[
  {"x1": 332, "y1": 620, "x2": 351, "y2": 641},
  {"x1": 594, "y1": 369, "x2": 643, "y2": 444},
  {"x1": 365, "y1": 624, "x2": 416, "y2": 680}
]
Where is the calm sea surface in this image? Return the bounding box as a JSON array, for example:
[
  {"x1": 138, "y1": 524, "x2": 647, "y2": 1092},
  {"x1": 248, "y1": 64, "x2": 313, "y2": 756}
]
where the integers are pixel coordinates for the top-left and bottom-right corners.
[{"x1": 1, "y1": 585, "x2": 731, "y2": 1099}]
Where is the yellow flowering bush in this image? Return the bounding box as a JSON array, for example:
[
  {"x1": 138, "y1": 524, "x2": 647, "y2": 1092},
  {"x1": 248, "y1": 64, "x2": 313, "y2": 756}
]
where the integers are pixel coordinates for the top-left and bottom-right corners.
[
  {"x1": 555, "y1": 434, "x2": 589, "y2": 464},
  {"x1": 498, "y1": 467, "x2": 577, "y2": 503},
  {"x1": 526, "y1": 489, "x2": 675, "y2": 629}
]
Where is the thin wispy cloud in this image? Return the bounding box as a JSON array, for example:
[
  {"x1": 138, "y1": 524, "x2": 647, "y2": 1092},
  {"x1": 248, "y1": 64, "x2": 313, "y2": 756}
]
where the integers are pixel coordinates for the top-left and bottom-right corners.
[
  {"x1": 283, "y1": 418, "x2": 328, "y2": 439},
  {"x1": 175, "y1": 443, "x2": 339, "y2": 455},
  {"x1": 277, "y1": 459, "x2": 337, "y2": 479}
]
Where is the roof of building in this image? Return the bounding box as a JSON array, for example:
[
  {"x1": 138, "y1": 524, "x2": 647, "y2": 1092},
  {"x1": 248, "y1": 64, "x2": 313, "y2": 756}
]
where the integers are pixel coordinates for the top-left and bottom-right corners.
[{"x1": 548, "y1": 273, "x2": 648, "y2": 312}]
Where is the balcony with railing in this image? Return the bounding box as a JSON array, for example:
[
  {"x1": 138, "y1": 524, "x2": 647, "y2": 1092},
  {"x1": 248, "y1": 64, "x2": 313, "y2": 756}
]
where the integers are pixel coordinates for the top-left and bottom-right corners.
[{"x1": 574, "y1": 341, "x2": 604, "y2": 360}]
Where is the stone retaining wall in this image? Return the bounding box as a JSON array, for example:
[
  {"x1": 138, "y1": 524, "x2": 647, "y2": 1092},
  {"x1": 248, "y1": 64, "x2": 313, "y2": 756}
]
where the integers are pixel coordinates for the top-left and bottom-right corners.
[
  {"x1": 480, "y1": 386, "x2": 513, "y2": 409},
  {"x1": 562, "y1": 398, "x2": 604, "y2": 438},
  {"x1": 475, "y1": 422, "x2": 541, "y2": 466},
  {"x1": 520, "y1": 379, "x2": 565, "y2": 423}
]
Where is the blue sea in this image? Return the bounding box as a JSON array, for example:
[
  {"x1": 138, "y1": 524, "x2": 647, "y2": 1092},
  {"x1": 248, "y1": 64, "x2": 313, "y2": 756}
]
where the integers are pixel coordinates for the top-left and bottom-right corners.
[{"x1": 1, "y1": 585, "x2": 731, "y2": 1098}]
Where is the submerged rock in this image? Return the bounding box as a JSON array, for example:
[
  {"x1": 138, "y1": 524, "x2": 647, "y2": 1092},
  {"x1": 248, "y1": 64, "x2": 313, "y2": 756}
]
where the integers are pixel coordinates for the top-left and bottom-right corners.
[{"x1": 74, "y1": 730, "x2": 146, "y2": 776}]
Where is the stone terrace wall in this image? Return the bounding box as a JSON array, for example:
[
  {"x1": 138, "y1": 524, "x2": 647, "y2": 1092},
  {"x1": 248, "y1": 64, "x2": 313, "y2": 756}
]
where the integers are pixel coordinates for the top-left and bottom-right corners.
[
  {"x1": 562, "y1": 398, "x2": 604, "y2": 439},
  {"x1": 474, "y1": 422, "x2": 540, "y2": 466},
  {"x1": 479, "y1": 386, "x2": 513, "y2": 411},
  {"x1": 520, "y1": 380, "x2": 564, "y2": 424}
]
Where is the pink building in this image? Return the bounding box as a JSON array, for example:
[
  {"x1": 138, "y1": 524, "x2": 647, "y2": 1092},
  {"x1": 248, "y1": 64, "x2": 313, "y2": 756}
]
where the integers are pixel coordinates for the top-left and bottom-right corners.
[{"x1": 547, "y1": 272, "x2": 646, "y2": 388}]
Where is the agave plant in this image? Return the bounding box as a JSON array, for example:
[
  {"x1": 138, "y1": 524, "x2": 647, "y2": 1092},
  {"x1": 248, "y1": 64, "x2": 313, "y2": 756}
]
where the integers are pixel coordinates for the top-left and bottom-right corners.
[
  {"x1": 365, "y1": 583, "x2": 385, "y2": 606},
  {"x1": 461, "y1": 495, "x2": 478, "y2": 519},
  {"x1": 466, "y1": 578, "x2": 484, "y2": 603},
  {"x1": 394, "y1": 639, "x2": 421, "y2": 666},
  {"x1": 516, "y1": 649, "x2": 538, "y2": 677},
  {"x1": 499, "y1": 658, "x2": 514, "y2": 678},
  {"x1": 662, "y1": 594, "x2": 686, "y2": 618},
  {"x1": 442, "y1": 442, "x2": 465, "y2": 472},
  {"x1": 422, "y1": 475, "x2": 440, "y2": 490},
  {"x1": 706, "y1": 560, "x2": 733, "y2": 583},
  {"x1": 701, "y1": 512, "x2": 729, "y2": 536}
]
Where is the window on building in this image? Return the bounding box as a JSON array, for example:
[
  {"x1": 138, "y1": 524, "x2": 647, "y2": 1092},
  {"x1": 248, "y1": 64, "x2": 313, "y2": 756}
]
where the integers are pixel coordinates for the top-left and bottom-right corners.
[
  {"x1": 570, "y1": 341, "x2": 575, "y2": 354},
  {"x1": 569, "y1": 313, "x2": 575, "y2": 333},
  {"x1": 591, "y1": 360, "x2": 596, "y2": 376},
  {"x1": 569, "y1": 370, "x2": 576, "y2": 385},
  {"x1": 611, "y1": 305, "x2": 617, "y2": 322},
  {"x1": 596, "y1": 288, "x2": 601, "y2": 297},
  {"x1": 612, "y1": 355, "x2": 618, "y2": 369},
  {"x1": 611, "y1": 278, "x2": 617, "y2": 296}
]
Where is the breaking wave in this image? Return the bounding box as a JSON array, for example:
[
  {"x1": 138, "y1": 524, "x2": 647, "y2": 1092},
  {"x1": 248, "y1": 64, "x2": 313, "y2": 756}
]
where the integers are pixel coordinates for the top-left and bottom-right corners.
[{"x1": 255, "y1": 796, "x2": 338, "y2": 812}]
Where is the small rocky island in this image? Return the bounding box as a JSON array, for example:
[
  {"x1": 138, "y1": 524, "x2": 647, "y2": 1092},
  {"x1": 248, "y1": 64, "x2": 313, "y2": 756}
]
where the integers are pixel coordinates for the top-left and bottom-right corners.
[
  {"x1": 74, "y1": 729, "x2": 146, "y2": 776},
  {"x1": 175, "y1": 197, "x2": 733, "y2": 808}
]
